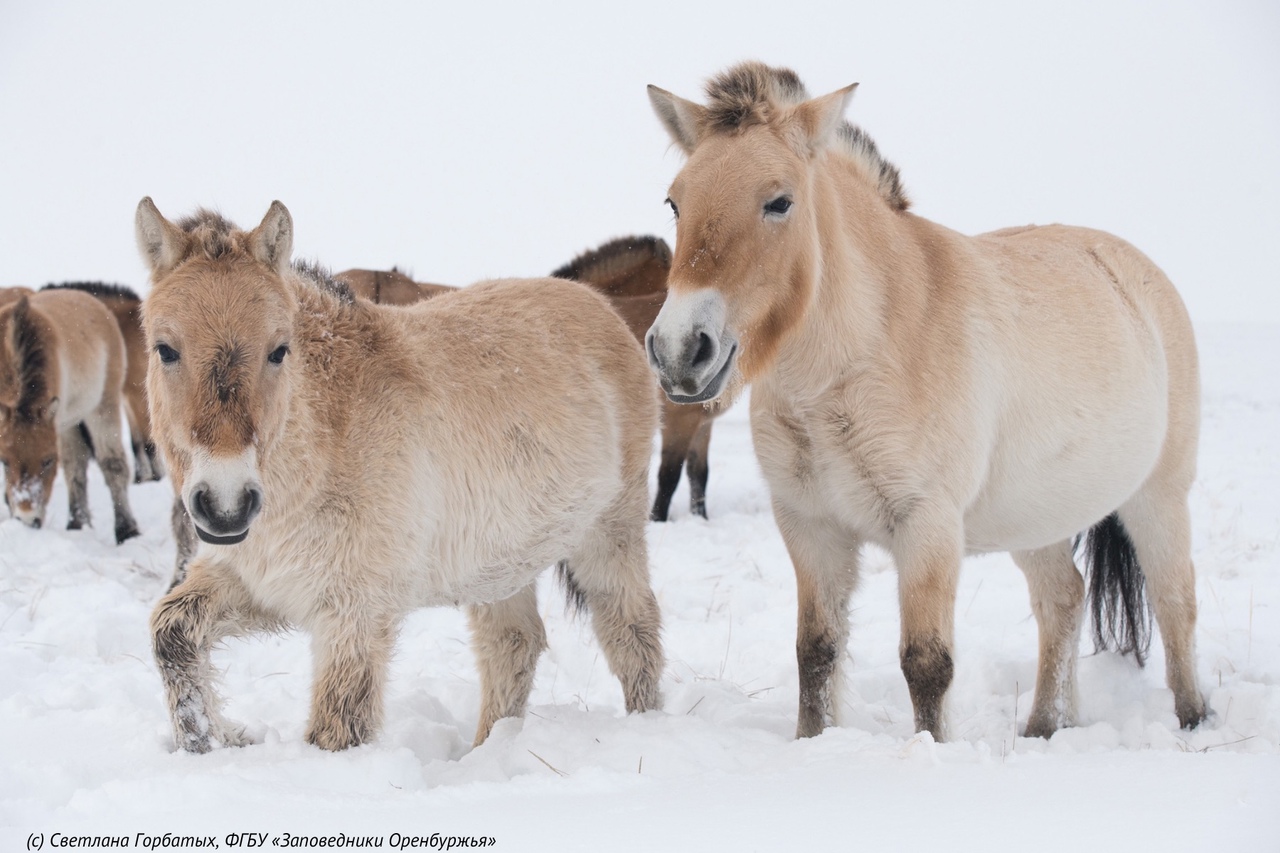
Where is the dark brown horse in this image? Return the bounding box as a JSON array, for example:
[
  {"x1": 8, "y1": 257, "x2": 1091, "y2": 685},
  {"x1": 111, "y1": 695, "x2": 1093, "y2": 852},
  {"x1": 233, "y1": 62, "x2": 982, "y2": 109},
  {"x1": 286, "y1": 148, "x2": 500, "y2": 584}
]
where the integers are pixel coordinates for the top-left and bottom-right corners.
[
  {"x1": 334, "y1": 268, "x2": 454, "y2": 305},
  {"x1": 41, "y1": 283, "x2": 163, "y2": 482},
  {"x1": 553, "y1": 236, "x2": 719, "y2": 521}
]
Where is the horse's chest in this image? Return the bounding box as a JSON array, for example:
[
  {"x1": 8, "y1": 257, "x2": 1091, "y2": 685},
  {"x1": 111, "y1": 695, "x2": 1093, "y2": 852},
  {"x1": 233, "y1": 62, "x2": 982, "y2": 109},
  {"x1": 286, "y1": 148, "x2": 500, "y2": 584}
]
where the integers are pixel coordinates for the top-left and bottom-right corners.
[{"x1": 752, "y1": 400, "x2": 909, "y2": 542}]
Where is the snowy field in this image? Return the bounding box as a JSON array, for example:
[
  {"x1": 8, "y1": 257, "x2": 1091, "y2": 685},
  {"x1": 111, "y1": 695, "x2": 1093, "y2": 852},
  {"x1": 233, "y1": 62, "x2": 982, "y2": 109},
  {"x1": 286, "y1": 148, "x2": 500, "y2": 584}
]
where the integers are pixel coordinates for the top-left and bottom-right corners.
[{"x1": 0, "y1": 321, "x2": 1275, "y2": 850}]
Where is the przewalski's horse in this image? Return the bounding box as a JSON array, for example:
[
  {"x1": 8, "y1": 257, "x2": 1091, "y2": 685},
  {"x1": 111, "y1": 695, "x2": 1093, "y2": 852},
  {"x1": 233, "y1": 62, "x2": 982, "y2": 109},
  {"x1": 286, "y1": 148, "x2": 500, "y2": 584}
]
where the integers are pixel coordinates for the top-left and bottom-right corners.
[
  {"x1": 334, "y1": 267, "x2": 455, "y2": 305},
  {"x1": 41, "y1": 282, "x2": 164, "y2": 483},
  {"x1": 137, "y1": 198, "x2": 664, "y2": 752},
  {"x1": 646, "y1": 62, "x2": 1204, "y2": 740},
  {"x1": 552, "y1": 235, "x2": 671, "y2": 298},
  {"x1": 0, "y1": 288, "x2": 141, "y2": 542},
  {"x1": 553, "y1": 237, "x2": 720, "y2": 521}
]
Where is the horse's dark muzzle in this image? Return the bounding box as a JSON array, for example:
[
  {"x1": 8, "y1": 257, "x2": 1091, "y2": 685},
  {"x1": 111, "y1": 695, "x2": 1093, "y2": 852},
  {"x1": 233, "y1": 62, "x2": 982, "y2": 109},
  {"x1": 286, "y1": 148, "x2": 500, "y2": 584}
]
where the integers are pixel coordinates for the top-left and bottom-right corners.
[{"x1": 187, "y1": 483, "x2": 262, "y2": 546}]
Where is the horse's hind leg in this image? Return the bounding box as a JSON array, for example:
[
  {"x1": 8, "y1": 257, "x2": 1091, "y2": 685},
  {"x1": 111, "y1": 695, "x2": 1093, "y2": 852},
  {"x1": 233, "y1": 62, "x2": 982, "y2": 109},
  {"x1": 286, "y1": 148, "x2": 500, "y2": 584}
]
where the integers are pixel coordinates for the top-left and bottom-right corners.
[
  {"x1": 1118, "y1": 482, "x2": 1206, "y2": 728},
  {"x1": 651, "y1": 401, "x2": 696, "y2": 522},
  {"x1": 466, "y1": 582, "x2": 548, "y2": 746},
  {"x1": 564, "y1": 512, "x2": 664, "y2": 715},
  {"x1": 1011, "y1": 541, "x2": 1085, "y2": 738},
  {"x1": 83, "y1": 405, "x2": 140, "y2": 542},
  {"x1": 685, "y1": 417, "x2": 713, "y2": 519},
  {"x1": 777, "y1": 505, "x2": 861, "y2": 738},
  {"x1": 59, "y1": 425, "x2": 93, "y2": 530},
  {"x1": 122, "y1": 389, "x2": 155, "y2": 483}
]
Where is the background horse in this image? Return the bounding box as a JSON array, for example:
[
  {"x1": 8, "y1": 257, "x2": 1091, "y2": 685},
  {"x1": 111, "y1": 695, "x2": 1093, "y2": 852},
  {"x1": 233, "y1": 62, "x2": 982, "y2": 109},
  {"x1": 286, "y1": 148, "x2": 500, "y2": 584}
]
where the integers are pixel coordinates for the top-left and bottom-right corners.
[
  {"x1": 0, "y1": 288, "x2": 140, "y2": 542},
  {"x1": 41, "y1": 282, "x2": 163, "y2": 483},
  {"x1": 553, "y1": 237, "x2": 720, "y2": 521},
  {"x1": 646, "y1": 62, "x2": 1204, "y2": 740},
  {"x1": 334, "y1": 267, "x2": 454, "y2": 305},
  {"x1": 138, "y1": 198, "x2": 664, "y2": 752}
]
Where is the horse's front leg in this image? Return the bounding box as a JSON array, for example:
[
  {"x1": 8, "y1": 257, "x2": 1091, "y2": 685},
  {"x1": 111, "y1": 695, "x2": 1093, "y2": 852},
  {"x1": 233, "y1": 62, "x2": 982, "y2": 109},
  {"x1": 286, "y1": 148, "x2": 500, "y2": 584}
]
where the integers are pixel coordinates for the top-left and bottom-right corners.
[
  {"x1": 151, "y1": 561, "x2": 263, "y2": 753},
  {"x1": 893, "y1": 515, "x2": 963, "y2": 740},
  {"x1": 775, "y1": 502, "x2": 862, "y2": 739},
  {"x1": 306, "y1": 610, "x2": 396, "y2": 751}
]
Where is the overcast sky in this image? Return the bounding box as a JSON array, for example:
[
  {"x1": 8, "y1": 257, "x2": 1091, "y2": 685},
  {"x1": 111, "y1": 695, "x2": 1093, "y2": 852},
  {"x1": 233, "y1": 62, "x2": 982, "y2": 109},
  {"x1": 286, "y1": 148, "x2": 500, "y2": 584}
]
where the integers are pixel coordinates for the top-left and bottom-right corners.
[{"x1": 2, "y1": 0, "x2": 1277, "y2": 325}]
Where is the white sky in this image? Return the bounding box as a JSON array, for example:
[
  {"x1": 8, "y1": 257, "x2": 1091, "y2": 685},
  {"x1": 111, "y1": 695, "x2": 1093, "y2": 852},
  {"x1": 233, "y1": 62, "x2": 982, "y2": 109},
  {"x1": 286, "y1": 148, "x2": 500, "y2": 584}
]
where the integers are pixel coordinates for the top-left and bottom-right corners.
[{"x1": 2, "y1": 0, "x2": 1277, "y2": 324}]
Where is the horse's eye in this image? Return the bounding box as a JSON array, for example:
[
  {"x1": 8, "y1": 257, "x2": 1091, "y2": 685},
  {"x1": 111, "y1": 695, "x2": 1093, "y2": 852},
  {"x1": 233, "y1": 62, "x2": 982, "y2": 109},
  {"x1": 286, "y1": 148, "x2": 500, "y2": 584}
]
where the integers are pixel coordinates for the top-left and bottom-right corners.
[
  {"x1": 41, "y1": 457, "x2": 55, "y2": 473},
  {"x1": 156, "y1": 343, "x2": 180, "y2": 364},
  {"x1": 665, "y1": 197, "x2": 679, "y2": 220},
  {"x1": 268, "y1": 344, "x2": 289, "y2": 365},
  {"x1": 764, "y1": 196, "x2": 793, "y2": 216}
]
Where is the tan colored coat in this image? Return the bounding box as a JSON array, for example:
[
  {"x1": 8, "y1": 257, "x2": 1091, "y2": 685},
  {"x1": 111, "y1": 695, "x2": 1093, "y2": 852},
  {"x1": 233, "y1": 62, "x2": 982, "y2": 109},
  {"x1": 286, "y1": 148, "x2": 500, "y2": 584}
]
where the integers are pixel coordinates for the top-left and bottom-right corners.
[
  {"x1": 137, "y1": 199, "x2": 663, "y2": 752},
  {"x1": 647, "y1": 62, "x2": 1203, "y2": 740}
]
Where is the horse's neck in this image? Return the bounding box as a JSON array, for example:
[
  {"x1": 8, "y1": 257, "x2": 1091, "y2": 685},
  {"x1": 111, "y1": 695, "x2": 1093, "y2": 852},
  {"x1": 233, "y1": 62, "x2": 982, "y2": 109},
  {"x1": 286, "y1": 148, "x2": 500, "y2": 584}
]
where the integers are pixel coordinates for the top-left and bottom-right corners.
[{"x1": 770, "y1": 160, "x2": 954, "y2": 403}]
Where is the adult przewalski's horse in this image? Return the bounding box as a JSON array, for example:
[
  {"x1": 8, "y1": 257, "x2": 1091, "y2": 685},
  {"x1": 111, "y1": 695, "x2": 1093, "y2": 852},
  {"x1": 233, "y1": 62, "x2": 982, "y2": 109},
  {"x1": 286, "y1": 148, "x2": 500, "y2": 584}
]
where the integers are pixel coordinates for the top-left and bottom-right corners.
[
  {"x1": 138, "y1": 198, "x2": 663, "y2": 752},
  {"x1": 645, "y1": 63, "x2": 1204, "y2": 739}
]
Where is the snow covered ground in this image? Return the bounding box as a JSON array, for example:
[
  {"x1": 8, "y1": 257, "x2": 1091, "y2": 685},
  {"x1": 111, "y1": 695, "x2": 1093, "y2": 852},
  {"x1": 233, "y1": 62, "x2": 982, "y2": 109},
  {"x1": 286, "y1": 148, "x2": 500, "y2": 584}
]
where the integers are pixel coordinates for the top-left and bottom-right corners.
[{"x1": 1, "y1": 323, "x2": 1276, "y2": 850}]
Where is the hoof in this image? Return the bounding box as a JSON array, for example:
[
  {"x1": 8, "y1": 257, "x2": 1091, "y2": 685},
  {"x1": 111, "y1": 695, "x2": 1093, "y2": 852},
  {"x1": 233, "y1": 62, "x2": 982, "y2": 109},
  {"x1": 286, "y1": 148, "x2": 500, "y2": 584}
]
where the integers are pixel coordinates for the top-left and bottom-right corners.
[{"x1": 116, "y1": 523, "x2": 141, "y2": 544}]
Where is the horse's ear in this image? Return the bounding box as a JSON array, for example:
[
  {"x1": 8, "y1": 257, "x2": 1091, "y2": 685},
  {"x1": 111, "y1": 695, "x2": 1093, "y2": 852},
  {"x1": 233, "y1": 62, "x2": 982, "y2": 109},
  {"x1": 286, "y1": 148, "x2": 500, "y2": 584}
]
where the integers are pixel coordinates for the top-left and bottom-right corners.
[
  {"x1": 136, "y1": 197, "x2": 189, "y2": 279},
  {"x1": 790, "y1": 83, "x2": 858, "y2": 155},
  {"x1": 648, "y1": 85, "x2": 707, "y2": 155},
  {"x1": 249, "y1": 201, "x2": 293, "y2": 274}
]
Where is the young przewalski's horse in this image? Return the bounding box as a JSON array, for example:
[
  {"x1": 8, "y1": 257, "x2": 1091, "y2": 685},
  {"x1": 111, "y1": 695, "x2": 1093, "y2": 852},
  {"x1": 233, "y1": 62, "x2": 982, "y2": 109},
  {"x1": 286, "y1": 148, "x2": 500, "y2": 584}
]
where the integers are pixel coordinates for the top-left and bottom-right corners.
[
  {"x1": 0, "y1": 288, "x2": 141, "y2": 541},
  {"x1": 137, "y1": 198, "x2": 664, "y2": 752},
  {"x1": 646, "y1": 63, "x2": 1204, "y2": 740},
  {"x1": 41, "y1": 282, "x2": 164, "y2": 483},
  {"x1": 553, "y1": 236, "x2": 721, "y2": 521}
]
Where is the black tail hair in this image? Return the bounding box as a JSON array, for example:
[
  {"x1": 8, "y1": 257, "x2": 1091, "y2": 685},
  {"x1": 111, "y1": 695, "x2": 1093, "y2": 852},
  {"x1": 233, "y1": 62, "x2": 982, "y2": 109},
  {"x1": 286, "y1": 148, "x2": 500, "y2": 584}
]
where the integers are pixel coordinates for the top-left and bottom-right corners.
[
  {"x1": 77, "y1": 422, "x2": 96, "y2": 458},
  {"x1": 1077, "y1": 513, "x2": 1152, "y2": 666},
  {"x1": 555, "y1": 560, "x2": 590, "y2": 618}
]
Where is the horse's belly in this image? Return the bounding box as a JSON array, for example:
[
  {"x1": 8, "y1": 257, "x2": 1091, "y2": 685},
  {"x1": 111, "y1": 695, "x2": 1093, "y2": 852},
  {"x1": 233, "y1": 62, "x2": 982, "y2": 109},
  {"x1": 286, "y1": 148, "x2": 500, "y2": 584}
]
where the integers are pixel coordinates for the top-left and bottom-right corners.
[{"x1": 964, "y1": 402, "x2": 1166, "y2": 553}]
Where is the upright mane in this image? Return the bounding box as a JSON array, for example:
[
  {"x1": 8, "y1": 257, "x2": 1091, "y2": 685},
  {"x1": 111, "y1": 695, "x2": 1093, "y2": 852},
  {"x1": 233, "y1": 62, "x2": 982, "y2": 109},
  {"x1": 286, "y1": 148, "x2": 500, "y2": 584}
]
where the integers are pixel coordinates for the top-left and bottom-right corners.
[
  {"x1": 42, "y1": 281, "x2": 141, "y2": 302},
  {"x1": 551, "y1": 236, "x2": 671, "y2": 282},
  {"x1": 0, "y1": 299, "x2": 50, "y2": 422},
  {"x1": 166, "y1": 209, "x2": 354, "y2": 306},
  {"x1": 176, "y1": 209, "x2": 246, "y2": 260},
  {"x1": 292, "y1": 259, "x2": 355, "y2": 306},
  {"x1": 703, "y1": 62, "x2": 909, "y2": 212}
]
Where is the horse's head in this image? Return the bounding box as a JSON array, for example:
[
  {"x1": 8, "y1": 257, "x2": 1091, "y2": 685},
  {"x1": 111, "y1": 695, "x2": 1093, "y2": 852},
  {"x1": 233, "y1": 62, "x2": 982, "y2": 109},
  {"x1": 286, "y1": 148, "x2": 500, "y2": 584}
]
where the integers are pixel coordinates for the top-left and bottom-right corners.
[
  {"x1": 136, "y1": 198, "x2": 299, "y2": 546},
  {"x1": 0, "y1": 296, "x2": 60, "y2": 528},
  {"x1": 644, "y1": 63, "x2": 859, "y2": 406}
]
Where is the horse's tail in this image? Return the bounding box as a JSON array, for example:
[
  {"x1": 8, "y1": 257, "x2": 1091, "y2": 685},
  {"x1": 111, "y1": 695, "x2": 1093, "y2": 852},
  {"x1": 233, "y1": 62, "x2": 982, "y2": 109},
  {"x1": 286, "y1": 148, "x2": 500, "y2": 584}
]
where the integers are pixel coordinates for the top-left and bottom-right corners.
[
  {"x1": 555, "y1": 560, "x2": 590, "y2": 618},
  {"x1": 1078, "y1": 512, "x2": 1152, "y2": 666}
]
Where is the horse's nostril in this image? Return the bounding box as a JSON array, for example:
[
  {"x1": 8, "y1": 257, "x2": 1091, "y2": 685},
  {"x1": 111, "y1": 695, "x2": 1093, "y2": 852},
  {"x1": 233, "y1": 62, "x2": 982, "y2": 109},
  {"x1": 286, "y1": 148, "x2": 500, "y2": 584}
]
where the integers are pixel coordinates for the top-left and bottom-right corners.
[
  {"x1": 191, "y1": 488, "x2": 210, "y2": 521},
  {"x1": 645, "y1": 331, "x2": 662, "y2": 369},
  {"x1": 245, "y1": 487, "x2": 263, "y2": 518},
  {"x1": 31, "y1": 517, "x2": 41, "y2": 529},
  {"x1": 691, "y1": 332, "x2": 715, "y2": 369}
]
